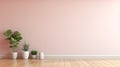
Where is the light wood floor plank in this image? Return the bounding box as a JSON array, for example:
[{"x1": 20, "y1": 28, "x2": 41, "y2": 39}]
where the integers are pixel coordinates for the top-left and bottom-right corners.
[{"x1": 0, "y1": 59, "x2": 120, "y2": 67}]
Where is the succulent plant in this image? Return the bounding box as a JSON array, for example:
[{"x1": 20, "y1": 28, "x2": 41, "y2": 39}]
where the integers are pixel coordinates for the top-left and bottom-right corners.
[
  {"x1": 22, "y1": 42, "x2": 29, "y2": 51},
  {"x1": 31, "y1": 50, "x2": 38, "y2": 55}
]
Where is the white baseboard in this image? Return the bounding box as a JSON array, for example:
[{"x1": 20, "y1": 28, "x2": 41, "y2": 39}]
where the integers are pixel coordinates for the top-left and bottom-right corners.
[
  {"x1": 45, "y1": 55, "x2": 120, "y2": 59},
  {"x1": 0, "y1": 55, "x2": 11, "y2": 59},
  {"x1": 0, "y1": 55, "x2": 23, "y2": 59},
  {"x1": 1, "y1": 54, "x2": 120, "y2": 59}
]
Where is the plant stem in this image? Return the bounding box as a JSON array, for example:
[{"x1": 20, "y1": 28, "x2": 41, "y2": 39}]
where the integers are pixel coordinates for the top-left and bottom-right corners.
[{"x1": 12, "y1": 47, "x2": 17, "y2": 52}]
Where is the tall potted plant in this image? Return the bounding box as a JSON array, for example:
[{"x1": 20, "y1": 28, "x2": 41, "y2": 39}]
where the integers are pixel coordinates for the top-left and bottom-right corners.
[
  {"x1": 4, "y1": 29, "x2": 22, "y2": 59},
  {"x1": 22, "y1": 42, "x2": 29, "y2": 59}
]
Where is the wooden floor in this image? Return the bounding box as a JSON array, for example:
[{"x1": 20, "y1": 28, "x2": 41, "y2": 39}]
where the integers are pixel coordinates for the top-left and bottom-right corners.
[{"x1": 0, "y1": 59, "x2": 120, "y2": 67}]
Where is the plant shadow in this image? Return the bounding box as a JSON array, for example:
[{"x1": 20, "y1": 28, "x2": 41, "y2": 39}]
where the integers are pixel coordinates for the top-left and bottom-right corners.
[{"x1": 0, "y1": 31, "x2": 11, "y2": 56}]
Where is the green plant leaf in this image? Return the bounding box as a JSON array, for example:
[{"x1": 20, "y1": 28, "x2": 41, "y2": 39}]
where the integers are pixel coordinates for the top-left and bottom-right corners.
[
  {"x1": 4, "y1": 29, "x2": 12, "y2": 38},
  {"x1": 13, "y1": 44, "x2": 18, "y2": 48},
  {"x1": 10, "y1": 37, "x2": 15, "y2": 44}
]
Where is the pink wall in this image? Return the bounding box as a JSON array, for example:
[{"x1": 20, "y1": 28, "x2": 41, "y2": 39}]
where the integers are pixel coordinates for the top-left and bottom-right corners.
[{"x1": 0, "y1": 0, "x2": 120, "y2": 55}]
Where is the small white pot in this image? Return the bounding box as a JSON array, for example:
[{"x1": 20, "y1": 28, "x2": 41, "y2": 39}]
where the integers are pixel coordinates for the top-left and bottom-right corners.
[
  {"x1": 23, "y1": 51, "x2": 29, "y2": 60},
  {"x1": 39, "y1": 52, "x2": 44, "y2": 60},
  {"x1": 12, "y1": 52, "x2": 18, "y2": 60},
  {"x1": 32, "y1": 55, "x2": 37, "y2": 59}
]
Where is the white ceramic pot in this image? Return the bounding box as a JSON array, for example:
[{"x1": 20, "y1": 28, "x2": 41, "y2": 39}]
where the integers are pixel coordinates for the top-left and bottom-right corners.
[
  {"x1": 12, "y1": 52, "x2": 18, "y2": 60},
  {"x1": 32, "y1": 55, "x2": 37, "y2": 59},
  {"x1": 40, "y1": 52, "x2": 44, "y2": 60},
  {"x1": 23, "y1": 51, "x2": 29, "y2": 60}
]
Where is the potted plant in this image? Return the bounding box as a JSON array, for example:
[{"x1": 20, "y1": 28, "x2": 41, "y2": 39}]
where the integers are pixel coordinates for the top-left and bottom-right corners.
[
  {"x1": 22, "y1": 42, "x2": 29, "y2": 59},
  {"x1": 31, "y1": 50, "x2": 38, "y2": 59},
  {"x1": 4, "y1": 29, "x2": 22, "y2": 59}
]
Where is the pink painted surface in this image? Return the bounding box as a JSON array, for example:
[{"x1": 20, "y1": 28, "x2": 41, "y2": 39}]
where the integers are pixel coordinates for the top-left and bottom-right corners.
[{"x1": 0, "y1": 0, "x2": 120, "y2": 55}]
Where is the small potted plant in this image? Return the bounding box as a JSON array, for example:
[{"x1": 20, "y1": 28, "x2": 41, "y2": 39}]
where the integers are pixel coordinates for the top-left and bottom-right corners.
[
  {"x1": 31, "y1": 50, "x2": 38, "y2": 59},
  {"x1": 22, "y1": 42, "x2": 29, "y2": 59},
  {"x1": 4, "y1": 29, "x2": 22, "y2": 59}
]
